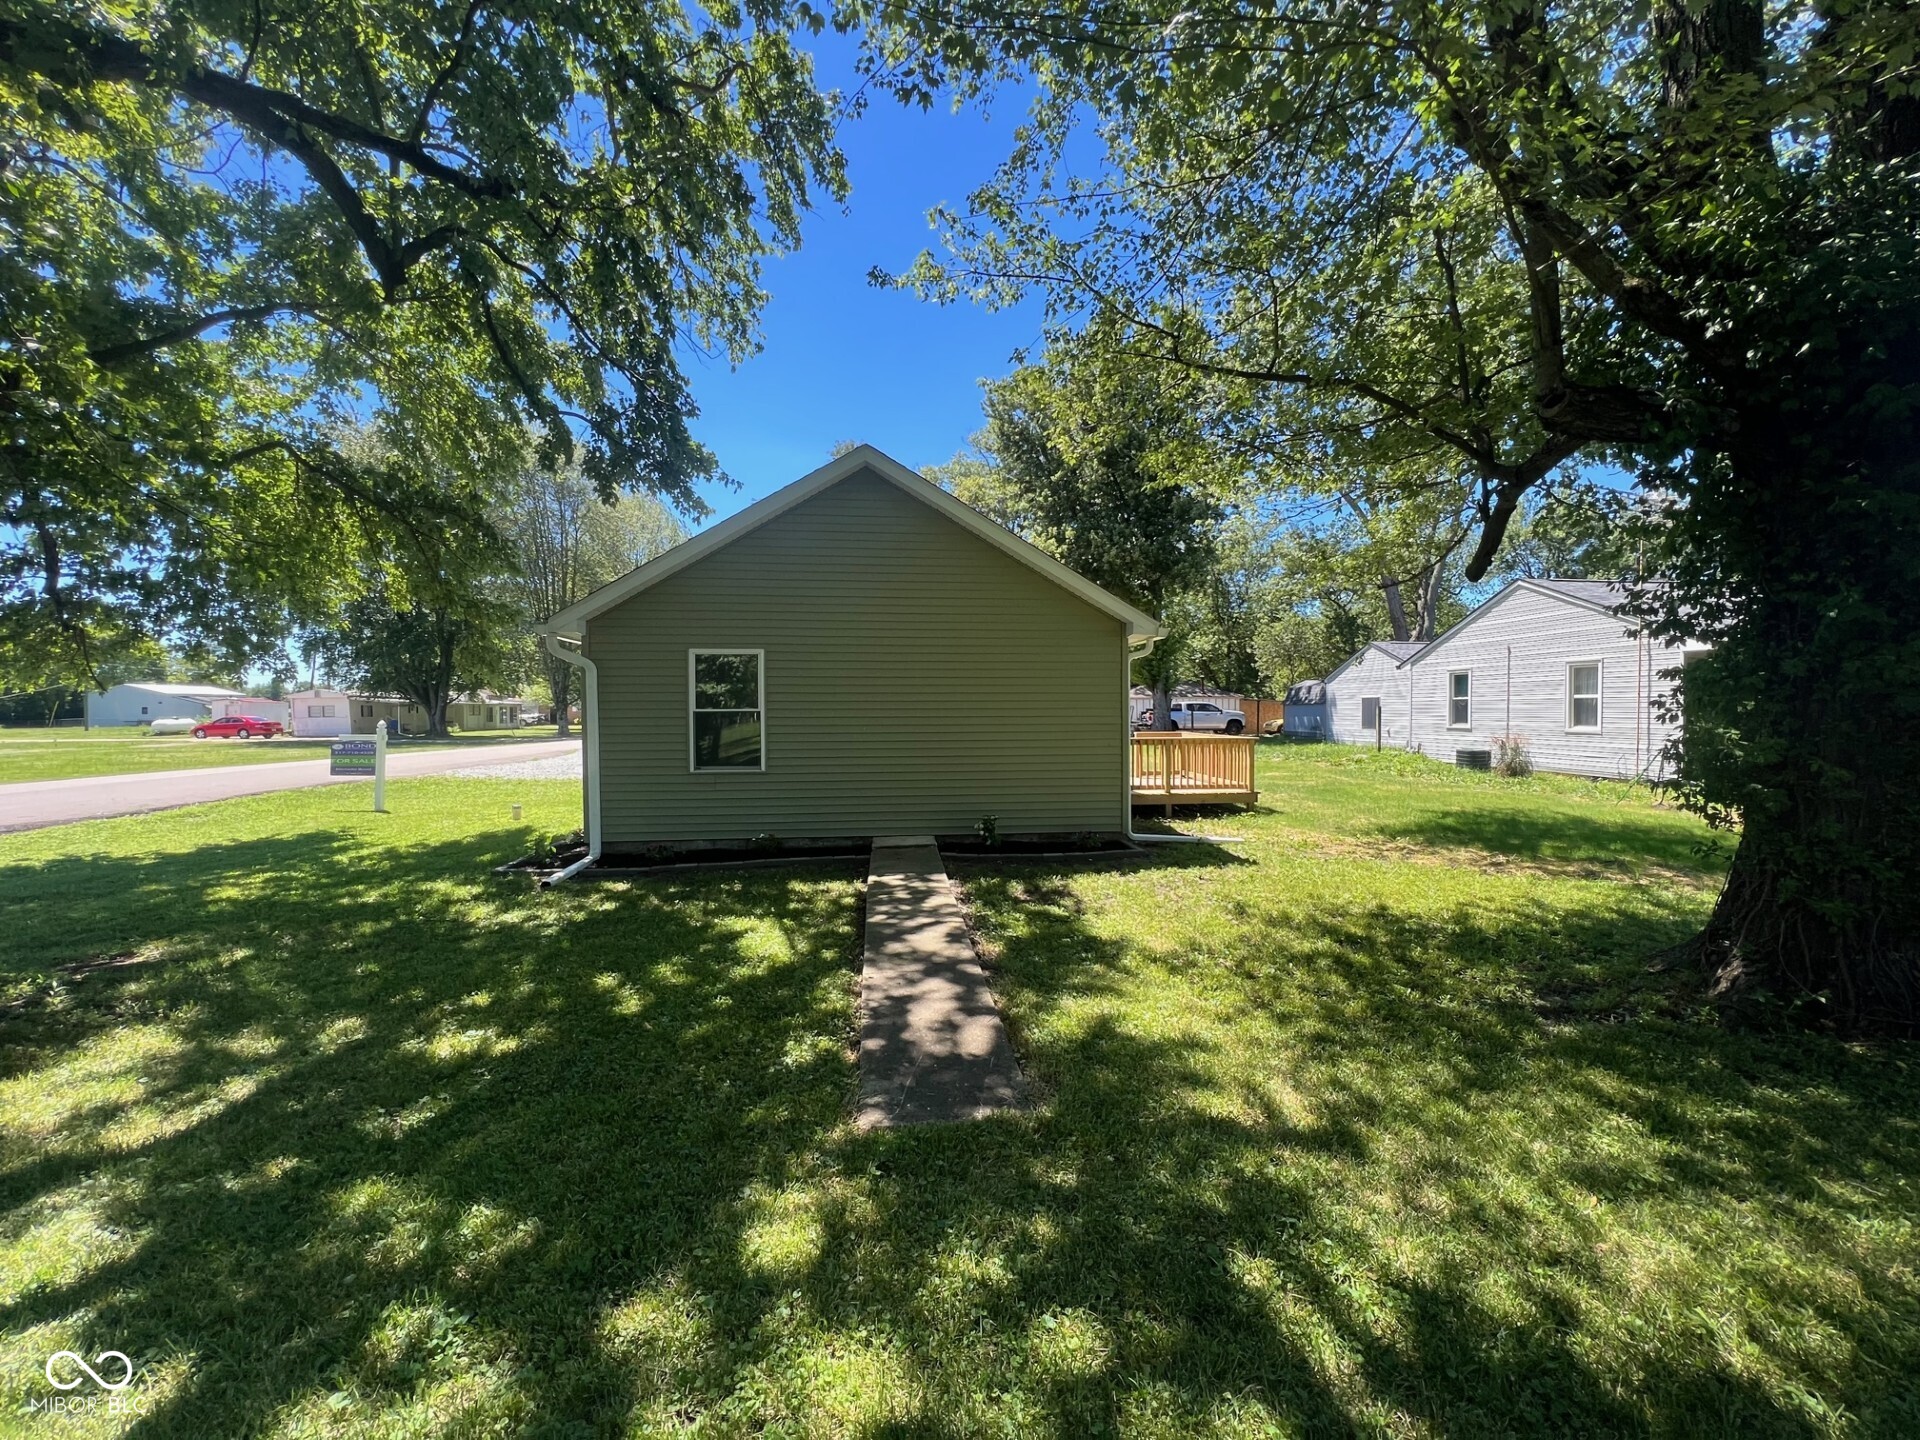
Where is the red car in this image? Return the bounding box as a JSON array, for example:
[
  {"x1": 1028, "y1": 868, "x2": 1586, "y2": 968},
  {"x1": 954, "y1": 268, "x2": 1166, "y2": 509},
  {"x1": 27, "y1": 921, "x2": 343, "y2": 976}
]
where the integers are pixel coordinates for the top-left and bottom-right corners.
[{"x1": 191, "y1": 714, "x2": 285, "y2": 739}]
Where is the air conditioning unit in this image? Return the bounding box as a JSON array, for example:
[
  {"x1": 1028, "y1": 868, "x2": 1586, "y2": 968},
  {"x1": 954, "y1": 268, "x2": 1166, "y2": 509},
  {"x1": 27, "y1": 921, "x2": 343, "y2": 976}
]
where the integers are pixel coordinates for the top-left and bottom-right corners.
[{"x1": 1455, "y1": 749, "x2": 1492, "y2": 771}]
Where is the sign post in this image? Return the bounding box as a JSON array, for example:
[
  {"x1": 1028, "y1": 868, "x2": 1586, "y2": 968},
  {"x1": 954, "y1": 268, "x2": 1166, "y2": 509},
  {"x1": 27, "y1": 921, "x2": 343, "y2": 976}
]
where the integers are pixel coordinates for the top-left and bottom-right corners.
[
  {"x1": 373, "y1": 719, "x2": 388, "y2": 812},
  {"x1": 329, "y1": 724, "x2": 389, "y2": 810}
]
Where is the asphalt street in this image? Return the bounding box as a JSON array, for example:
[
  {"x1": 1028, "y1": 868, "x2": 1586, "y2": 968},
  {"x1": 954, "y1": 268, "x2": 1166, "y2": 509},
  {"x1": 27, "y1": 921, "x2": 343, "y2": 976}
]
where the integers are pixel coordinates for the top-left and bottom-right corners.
[{"x1": 0, "y1": 740, "x2": 581, "y2": 833}]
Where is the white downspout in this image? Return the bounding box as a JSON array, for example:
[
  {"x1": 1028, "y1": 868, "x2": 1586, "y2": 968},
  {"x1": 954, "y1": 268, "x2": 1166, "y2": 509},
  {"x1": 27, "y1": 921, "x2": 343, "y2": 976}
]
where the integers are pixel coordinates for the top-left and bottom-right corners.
[
  {"x1": 1123, "y1": 631, "x2": 1231, "y2": 846},
  {"x1": 540, "y1": 631, "x2": 601, "y2": 886}
]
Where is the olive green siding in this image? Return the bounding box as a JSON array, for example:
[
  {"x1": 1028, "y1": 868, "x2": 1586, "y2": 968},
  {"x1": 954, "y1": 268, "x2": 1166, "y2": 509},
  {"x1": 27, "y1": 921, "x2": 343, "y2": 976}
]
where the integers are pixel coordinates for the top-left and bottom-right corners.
[{"x1": 584, "y1": 469, "x2": 1128, "y2": 844}]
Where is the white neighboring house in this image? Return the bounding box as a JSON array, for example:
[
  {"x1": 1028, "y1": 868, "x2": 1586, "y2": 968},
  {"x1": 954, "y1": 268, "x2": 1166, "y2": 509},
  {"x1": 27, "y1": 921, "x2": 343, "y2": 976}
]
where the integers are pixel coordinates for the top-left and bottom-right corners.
[
  {"x1": 1318, "y1": 579, "x2": 1701, "y2": 779},
  {"x1": 288, "y1": 688, "x2": 354, "y2": 737},
  {"x1": 448, "y1": 693, "x2": 527, "y2": 730},
  {"x1": 85, "y1": 681, "x2": 247, "y2": 728},
  {"x1": 1402, "y1": 579, "x2": 1694, "y2": 778},
  {"x1": 1321, "y1": 641, "x2": 1424, "y2": 748}
]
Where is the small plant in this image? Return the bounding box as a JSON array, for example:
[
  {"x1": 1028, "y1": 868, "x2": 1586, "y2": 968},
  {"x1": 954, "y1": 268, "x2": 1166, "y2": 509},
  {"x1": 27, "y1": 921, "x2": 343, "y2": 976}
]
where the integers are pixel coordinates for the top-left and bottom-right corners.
[
  {"x1": 975, "y1": 813, "x2": 1001, "y2": 848},
  {"x1": 1490, "y1": 733, "x2": 1534, "y2": 778}
]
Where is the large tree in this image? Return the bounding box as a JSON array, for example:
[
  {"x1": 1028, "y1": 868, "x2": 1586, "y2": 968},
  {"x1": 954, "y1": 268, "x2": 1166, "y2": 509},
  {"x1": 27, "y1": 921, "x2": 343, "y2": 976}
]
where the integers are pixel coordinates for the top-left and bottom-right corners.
[
  {"x1": 316, "y1": 573, "x2": 513, "y2": 738},
  {"x1": 494, "y1": 459, "x2": 684, "y2": 735},
  {"x1": 2, "y1": 0, "x2": 842, "y2": 688},
  {"x1": 859, "y1": 1, "x2": 1920, "y2": 1031}
]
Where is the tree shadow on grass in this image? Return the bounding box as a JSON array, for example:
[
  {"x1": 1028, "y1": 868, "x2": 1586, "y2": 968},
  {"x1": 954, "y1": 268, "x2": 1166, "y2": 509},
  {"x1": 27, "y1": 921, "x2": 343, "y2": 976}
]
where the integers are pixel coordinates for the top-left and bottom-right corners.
[
  {"x1": 774, "y1": 857, "x2": 1917, "y2": 1435},
  {"x1": 0, "y1": 829, "x2": 1913, "y2": 1434},
  {"x1": 0, "y1": 829, "x2": 866, "y2": 1433}
]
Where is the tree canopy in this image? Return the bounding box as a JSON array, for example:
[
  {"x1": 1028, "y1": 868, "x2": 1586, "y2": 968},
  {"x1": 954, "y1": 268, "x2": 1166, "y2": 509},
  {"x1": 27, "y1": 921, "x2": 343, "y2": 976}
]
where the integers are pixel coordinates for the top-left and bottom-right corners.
[
  {"x1": 859, "y1": 0, "x2": 1916, "y2": 571},
  {"x1": 493, "y1": 458, "x2": 684, "y2": 734},
  {"x1": 1, "y1": 0, "x2": 844, "y2": 687},
  {"x1": 857, "y1": 0, "x2": 1920, "y2": 1030},
  {"x1": 927, "y1": 344, "x2": 1230, "y2": 721}
]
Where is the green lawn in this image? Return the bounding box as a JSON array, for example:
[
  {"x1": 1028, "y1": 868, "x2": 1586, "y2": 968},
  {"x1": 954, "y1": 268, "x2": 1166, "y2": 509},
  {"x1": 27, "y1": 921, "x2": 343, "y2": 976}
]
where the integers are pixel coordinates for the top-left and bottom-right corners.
[
  {"x1": 0, "y1": 747, "x2": 1913, "y2": 1434},
  {"x1": 0, "y1": 727, "x2": 566, "y2": 783}
]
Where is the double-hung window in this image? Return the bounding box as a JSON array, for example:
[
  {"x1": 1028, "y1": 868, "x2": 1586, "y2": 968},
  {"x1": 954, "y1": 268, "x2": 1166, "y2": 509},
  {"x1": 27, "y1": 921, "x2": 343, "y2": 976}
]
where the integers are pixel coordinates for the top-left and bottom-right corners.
[
  {"x1": 1568, "y1": 662, "x2": 1602, "y2": 731},
  {"x1": 690, "y1": 650, "x2": 764, "y2": 770},
  {"x1": 1448, "y1": 671, "x2": 1471, "y2": 728}
]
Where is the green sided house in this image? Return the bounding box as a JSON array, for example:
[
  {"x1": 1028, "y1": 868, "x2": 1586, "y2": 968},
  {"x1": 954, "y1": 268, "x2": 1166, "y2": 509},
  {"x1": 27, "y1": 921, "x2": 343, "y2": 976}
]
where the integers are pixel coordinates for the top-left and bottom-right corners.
[{"x1": 542, "y1": 445, "x2": 1163, "y2": 858}]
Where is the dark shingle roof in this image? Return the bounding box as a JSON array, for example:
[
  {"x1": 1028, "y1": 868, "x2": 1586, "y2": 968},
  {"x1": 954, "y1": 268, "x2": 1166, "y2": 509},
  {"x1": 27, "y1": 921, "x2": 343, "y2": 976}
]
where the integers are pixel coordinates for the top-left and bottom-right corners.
[
  {"x1": 1374, "y1": 641, "x2": 1425, "y2": 661},
  {"x1": 1284, "y1": 680, "x2": 1325, "y2": 705},
  {"x1": 1531, "y1": 578, "x2": 1629, "y2": 610}
]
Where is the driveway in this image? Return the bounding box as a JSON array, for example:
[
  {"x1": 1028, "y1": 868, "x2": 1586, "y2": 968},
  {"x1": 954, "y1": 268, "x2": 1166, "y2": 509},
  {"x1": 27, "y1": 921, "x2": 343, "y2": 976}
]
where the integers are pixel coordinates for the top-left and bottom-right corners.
[{"x1": 0, "y1": 740, "x2": 581, "y2": 833}]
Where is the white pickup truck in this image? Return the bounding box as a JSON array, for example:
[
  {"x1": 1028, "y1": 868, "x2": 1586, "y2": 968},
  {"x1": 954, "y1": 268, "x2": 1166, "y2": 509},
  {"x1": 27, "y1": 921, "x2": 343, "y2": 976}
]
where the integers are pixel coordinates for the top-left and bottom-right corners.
[{"x1": 1136, "y1": 701, "x2": 1246, "y2": 734}]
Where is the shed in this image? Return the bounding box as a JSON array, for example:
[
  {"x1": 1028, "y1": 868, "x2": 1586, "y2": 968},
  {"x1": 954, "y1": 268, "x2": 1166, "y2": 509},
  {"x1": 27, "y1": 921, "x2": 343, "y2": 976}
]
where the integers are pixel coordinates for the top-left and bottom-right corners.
[
  {"x1": 85, "y1": 682, "x2": 247, "y2": 728},
  {"x1": 1281, "y1": 680, "x2": 1328, "y2": 738},
  {"x1": 544, "y1": 446, "x2": 1162, "y2": 852}
]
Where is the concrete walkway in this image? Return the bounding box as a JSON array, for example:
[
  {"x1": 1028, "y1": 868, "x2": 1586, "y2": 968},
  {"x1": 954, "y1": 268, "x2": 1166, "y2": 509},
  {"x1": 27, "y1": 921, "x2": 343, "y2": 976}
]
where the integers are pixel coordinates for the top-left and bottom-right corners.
[
  {"x1": 0, "y1": 740, "x2": 580, "y2": 833},
  {"x1": 856, "y1": 836, "x2": 1028, "y2": 1128}
]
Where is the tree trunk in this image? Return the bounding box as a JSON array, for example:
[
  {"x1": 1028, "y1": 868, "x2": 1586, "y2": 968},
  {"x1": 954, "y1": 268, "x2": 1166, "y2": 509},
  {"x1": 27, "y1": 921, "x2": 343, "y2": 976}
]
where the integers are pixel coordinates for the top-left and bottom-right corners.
[
  {"x1": 1136, "y1": 642, "x2": 1179, "y2": 731},
  {"x1": 1151, "y1": 679, "x2": 1173, "y2": 731},
  {"x1": 1380, "y1": 576, "x2": 1412, "y2": 641},
  {"x1": 544, "y1": 654, "x2": 573, "y2": 738},
  {"x1": 1665, "y1": 364, "x2": 1920, "y2": 1035},
  {"x1": 1414, "y1": 562, "x2": 1447, "y2": 642}
]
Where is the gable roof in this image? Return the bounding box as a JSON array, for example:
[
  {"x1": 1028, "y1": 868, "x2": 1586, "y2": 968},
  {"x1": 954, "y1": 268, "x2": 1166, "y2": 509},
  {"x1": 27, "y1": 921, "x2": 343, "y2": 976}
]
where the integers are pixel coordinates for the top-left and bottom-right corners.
[
  {"x1": 1398, "y1": 577, "x2": 1638, "y2": 668},
  {"x1": 1322, "y1": 640, "x2": 1425, "y2": 686},
  {"x1": 545, "y1": 445, "x2": 1164, "y2": 641}
]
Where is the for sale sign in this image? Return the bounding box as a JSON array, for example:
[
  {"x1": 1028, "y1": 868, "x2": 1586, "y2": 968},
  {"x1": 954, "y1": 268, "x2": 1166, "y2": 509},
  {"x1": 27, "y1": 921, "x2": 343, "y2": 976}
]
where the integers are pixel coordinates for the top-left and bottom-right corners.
[{"x1": 330, "y1": 740, "x2": 377, "y2": 776}]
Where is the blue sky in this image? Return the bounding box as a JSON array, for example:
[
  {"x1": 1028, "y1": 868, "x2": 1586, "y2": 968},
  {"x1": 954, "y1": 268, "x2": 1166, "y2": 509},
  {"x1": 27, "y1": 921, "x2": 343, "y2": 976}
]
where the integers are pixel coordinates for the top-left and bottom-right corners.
[{"x1": 678, "y1": 34, "x2": 1041, "y2": 527}]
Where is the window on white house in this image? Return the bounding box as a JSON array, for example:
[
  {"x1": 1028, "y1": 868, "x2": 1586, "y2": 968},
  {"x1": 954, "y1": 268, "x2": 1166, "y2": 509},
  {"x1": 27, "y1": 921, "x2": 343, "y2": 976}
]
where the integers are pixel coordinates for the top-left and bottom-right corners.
[
  {"x1": 1449, "y1": 671, "x2": 1471, "y2": 727},
  {"x1": 307, "y1": 704, "x2": 336, "y2": 718},
  {"x1": 1569, "y1": 662, "x2": 1602, "y2": 730},
  {"x1": 690, "y1": 650, "x2": 763, "y2": 770},
  {"x1": 1360, "y1": 696, "x2": 1381, "y2": 731}
]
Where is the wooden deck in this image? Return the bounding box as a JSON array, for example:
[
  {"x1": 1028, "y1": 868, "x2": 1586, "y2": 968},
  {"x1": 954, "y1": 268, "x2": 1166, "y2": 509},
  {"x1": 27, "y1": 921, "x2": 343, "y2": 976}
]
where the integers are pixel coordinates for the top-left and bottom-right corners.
[{"x1": 1130, "y1": 732, "x2": 1258, "y2": 811}]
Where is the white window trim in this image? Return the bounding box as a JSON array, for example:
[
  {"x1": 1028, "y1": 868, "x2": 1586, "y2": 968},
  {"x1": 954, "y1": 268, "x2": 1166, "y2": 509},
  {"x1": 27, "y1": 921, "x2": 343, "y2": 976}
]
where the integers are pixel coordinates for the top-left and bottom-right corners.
[
  {"x1": 1448, "y1": 670, "x2": 1472, "y2": 729},
  {"x1": 1567, "y1": 659, "x2": 1603, "y2": 732},
  {"x1": 688, "y1": 648, "x2": 766, "y2": 773}
]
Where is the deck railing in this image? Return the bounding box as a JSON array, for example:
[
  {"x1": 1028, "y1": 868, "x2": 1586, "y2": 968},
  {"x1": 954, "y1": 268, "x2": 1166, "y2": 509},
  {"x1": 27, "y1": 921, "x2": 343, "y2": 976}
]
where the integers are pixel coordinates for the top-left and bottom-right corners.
[{"x1": 1130, "y1": 731, "x2": 1257, "y2": 806}]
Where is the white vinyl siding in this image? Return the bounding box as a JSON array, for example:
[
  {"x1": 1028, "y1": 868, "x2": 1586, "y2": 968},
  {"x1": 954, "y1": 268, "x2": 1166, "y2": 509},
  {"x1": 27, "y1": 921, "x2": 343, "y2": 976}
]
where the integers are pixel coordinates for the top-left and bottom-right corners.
[
  {"x1": 1448, "y1": 671, "x2": 1471, "y2": 728},
  {"x1": 1323, "y1": 646, "x2": 1414, "y2": 747},
  {"x1": 1401, "y1": 585, "x2": 1684, "y2": 778}
]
